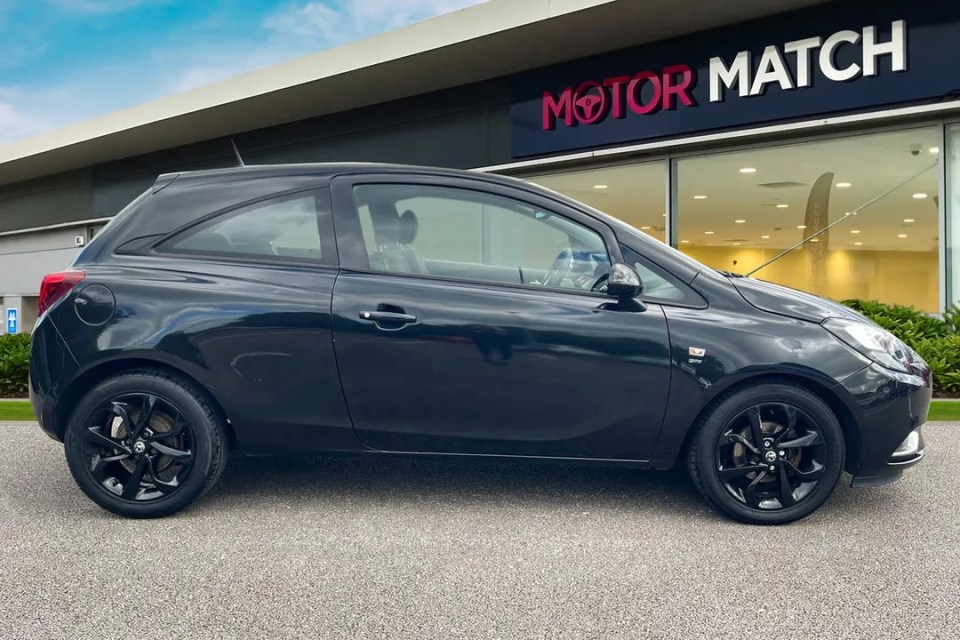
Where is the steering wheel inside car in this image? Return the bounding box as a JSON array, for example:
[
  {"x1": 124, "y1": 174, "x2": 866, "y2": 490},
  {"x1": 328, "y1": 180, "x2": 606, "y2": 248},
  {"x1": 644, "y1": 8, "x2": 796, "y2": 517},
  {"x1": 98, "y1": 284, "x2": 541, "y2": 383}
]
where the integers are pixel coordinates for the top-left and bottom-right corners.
[
  {"x1": 542, "y1": 250, "x2": 611, "y2": 291},
  {"x1": 541, "y1": 250, "x2": 573, "y2": 289},
  {"x1": 590, "y1": 273, "x2": 609, "y2": 294}
]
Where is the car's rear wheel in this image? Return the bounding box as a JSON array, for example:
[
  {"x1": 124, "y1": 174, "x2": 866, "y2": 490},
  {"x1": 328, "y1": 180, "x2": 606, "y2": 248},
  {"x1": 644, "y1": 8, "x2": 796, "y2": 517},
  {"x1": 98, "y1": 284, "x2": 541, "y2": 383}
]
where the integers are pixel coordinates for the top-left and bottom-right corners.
[
  {"x1": 687, "y1": 383, "x2": 844, "y2": 525},
  {"x1": 64, "y1": 370, "x2": 227, "y2": 518}
]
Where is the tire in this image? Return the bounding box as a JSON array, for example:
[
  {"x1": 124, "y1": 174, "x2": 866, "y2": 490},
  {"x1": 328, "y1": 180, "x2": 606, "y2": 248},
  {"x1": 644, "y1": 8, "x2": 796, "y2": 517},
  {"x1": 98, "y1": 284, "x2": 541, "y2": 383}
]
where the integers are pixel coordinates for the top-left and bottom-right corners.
[
  {"x1": 687, "y1": 383, "x2": 844, "y2": 525},
  {"x1": 64, "y1": 370, "x2": 227, "y2": 518}
]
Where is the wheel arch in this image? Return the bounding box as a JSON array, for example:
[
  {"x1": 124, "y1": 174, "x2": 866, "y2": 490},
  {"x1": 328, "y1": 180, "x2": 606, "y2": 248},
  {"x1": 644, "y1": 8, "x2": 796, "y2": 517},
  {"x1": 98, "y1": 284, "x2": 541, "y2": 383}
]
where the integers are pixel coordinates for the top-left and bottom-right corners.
[
  {"x1": 53, "y1": 357, "x2": 236, "y2": 447},
  {"x1": 671, "y1": 372, "x2": 861, "y2": 472}
]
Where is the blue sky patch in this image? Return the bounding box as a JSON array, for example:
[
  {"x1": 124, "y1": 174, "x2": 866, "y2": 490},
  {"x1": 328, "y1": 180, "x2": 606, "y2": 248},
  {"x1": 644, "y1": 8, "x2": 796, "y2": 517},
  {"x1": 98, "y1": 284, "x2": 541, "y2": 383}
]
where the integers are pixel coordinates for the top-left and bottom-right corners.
[{"x1": 0, "y1": 0, "x2": 485, "y2": 143}]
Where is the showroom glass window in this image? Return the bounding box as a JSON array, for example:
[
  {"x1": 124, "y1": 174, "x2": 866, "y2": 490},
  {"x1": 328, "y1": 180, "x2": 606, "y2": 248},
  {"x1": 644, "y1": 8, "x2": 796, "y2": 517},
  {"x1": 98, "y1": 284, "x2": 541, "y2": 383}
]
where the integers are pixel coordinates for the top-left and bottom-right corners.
[
  {"x1": 524, "y1": 161, "x2": 667, "y2": 243},
  {"x1": 352, "y1": 184, "x2": 609, "y2": 292},
  {"x1": 675, "y1": 128, "x2": 941, "y2": 312},
  {"x1": 948, "y1": 124, "x2": 960, "y2": 308}
]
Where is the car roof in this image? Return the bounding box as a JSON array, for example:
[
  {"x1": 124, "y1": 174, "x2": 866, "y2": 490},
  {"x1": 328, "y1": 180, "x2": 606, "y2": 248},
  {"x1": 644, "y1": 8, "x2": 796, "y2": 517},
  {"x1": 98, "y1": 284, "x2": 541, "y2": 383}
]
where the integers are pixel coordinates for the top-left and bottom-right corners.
[{"x1": 157, "y1": 162, "x2": 514, "y2": 187}]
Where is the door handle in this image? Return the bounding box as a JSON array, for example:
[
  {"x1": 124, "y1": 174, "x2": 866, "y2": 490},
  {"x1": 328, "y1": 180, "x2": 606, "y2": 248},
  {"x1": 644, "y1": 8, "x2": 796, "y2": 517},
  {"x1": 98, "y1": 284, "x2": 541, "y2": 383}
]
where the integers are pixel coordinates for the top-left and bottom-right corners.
[{"x1": 359, "y1": 310, "x2": 418, "y2": 324}]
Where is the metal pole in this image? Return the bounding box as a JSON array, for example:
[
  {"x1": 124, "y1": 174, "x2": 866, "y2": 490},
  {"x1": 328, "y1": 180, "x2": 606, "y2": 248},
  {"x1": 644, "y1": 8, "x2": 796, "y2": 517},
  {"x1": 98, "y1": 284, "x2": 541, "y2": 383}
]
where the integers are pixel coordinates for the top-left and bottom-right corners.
[{"x1": 746, "y1": 164, "x2": 939, "y2": 277}]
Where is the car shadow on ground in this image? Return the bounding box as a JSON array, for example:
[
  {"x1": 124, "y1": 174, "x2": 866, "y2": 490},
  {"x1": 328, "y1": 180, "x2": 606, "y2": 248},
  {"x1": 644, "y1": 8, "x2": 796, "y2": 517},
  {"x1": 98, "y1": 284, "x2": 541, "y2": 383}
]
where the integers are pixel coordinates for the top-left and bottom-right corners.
[
  {"x1": 206, "y1": 452, "x2": 718, "y2": 518},
  {"x1": 201, "y1": 452, "x2": 911, "y2": 523},
  {"x1": 3, "y1": 425, "x2": 916, "y2": 525}
]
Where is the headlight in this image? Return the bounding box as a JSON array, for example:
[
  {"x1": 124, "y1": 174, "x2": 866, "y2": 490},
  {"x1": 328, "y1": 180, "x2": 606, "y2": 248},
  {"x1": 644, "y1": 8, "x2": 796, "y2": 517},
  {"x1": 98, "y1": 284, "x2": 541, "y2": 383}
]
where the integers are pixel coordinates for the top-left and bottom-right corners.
[{"x1": 822, "y1": 317, "x2": 914, "y2": 373}]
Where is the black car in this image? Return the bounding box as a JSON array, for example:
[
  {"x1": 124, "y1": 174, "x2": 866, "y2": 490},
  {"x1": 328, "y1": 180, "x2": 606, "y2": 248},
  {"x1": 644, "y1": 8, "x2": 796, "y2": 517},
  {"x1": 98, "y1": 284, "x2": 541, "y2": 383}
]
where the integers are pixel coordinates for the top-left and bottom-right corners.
[{"x1": 29, "y1": 164, "x2": 930, "y2": 524}]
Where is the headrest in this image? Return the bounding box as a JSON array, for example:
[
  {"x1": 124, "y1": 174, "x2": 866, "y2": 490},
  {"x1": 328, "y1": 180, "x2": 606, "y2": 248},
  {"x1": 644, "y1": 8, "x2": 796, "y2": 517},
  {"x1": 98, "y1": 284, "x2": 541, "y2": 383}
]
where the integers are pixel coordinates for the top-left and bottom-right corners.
[
  {"x1": 230, "y1": 229, "x2": 266, "y2": 246},
  {"x1": 369, "y1": 203, "x2": 400, "y2": 245},
  {"x1": 398, "y1": 210, "x2": 419, "y2": 245},
  {"x1": 195, "y1": 233, "x2": 231, "y2": 252}
]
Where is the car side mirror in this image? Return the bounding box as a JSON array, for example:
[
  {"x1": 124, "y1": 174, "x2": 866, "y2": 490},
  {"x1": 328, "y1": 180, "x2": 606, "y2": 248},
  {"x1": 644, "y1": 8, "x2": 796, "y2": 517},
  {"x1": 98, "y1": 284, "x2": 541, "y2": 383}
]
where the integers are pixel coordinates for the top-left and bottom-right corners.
[{"x1": 605, "y1": 263, "x2": 643, "y2": 300}]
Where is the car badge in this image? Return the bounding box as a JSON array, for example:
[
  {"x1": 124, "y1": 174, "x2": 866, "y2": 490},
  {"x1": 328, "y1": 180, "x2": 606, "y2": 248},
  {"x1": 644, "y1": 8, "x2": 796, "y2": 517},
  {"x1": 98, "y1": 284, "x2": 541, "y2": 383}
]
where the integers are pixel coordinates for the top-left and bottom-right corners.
[{"x1": 689, "y1": 347, "x2": 706, "y2": 357}]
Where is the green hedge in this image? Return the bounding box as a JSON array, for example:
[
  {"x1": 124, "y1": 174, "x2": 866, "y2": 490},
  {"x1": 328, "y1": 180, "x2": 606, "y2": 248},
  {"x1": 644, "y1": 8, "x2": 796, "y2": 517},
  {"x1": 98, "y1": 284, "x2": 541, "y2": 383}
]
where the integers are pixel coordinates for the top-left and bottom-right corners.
[
  {"x1": 842, "y1": 299, "x2": 960, "y2": 396},
  {"x1": 0, "y1": 333, "x2": 30, "y2": 398}
]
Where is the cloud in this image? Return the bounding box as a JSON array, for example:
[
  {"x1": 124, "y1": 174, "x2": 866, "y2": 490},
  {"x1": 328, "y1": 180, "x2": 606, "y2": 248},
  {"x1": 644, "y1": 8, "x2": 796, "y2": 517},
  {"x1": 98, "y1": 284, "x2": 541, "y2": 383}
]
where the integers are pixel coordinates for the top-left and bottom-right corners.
[
  {"x1": 157, "y1": 1, "x2": 490, "y2": 97},
  {"x1": 264, "y1": 0, "x2": 487, "y2": 44},
  {"x1": 0, "y1": 87, "x2": 64, "y2": 143},
  {"x1": 0, "y1": 43, "x2": 310, "y2": 143},
  {"x1": 169, "y1": 48, "x2": 303, "y2": 93},
  {"x1": 0, "y1": 40, "x2": 47, "y2": 72},
  {"x1": 0, "y1": 62, "x2": 168, "y2": 143}
]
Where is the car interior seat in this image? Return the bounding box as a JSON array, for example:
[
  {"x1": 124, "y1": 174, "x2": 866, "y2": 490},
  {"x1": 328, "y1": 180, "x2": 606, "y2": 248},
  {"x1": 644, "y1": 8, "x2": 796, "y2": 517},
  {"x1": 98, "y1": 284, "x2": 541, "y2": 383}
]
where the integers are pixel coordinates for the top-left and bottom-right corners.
[
  {"x1": 367, "y1": 203, "x2": 426, "y2": 274},
  {"x1": 396, "y1": 210, "x2": 427, "y2": 274},
  {"x1": 229, "y1": 228, "x2": 274, "y2": 256}
]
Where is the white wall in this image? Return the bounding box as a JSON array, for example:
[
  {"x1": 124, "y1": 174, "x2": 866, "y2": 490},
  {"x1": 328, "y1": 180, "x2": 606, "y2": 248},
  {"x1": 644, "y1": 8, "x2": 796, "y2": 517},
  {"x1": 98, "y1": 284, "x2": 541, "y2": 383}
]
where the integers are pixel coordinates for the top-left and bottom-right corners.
[{"x1": 0, "y1": 227, "x2": 84, "y2": 297}]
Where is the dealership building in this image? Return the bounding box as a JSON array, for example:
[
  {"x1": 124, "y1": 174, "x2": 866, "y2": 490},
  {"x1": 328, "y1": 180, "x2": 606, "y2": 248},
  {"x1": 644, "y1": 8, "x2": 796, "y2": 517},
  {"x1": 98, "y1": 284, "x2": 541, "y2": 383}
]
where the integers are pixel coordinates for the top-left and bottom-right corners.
[{"x1": 1, "y1": 0, "x2": 959, "y2": 333}]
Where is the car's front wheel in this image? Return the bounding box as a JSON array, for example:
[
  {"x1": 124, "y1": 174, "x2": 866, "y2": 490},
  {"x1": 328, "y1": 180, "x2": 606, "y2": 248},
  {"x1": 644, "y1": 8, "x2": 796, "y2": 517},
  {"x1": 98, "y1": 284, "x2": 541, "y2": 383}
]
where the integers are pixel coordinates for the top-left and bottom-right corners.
[
  {"x1": 687, "y1": 383, "x2": 844, "y2": 525},
  {"x1": 64, "y1": 370, "x2": 227, "y2": 518}
]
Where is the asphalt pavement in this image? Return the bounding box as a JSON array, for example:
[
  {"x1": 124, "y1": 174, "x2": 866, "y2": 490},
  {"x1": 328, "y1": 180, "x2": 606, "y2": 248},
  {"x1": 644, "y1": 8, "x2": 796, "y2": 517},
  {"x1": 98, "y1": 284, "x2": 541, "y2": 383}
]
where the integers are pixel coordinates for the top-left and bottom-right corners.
[{"x1": 1, "y1": 421, "x2": 958, "y2": 640}]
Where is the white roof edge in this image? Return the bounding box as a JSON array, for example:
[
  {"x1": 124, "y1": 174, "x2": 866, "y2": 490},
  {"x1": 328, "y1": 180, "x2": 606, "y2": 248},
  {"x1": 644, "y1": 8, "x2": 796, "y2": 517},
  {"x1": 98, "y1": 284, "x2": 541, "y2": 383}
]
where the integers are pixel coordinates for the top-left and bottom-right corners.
[{"x1": 0, "y1": 0, "x2": 615, "y2": 165}]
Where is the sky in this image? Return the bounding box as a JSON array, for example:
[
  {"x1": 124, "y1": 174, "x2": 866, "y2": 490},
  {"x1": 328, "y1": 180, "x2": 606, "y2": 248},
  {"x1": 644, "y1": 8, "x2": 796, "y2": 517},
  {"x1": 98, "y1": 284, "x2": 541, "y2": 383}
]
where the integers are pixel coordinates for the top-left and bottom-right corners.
[{"x1": 0, "y1": 0, "x2": 487, "y2": 144}]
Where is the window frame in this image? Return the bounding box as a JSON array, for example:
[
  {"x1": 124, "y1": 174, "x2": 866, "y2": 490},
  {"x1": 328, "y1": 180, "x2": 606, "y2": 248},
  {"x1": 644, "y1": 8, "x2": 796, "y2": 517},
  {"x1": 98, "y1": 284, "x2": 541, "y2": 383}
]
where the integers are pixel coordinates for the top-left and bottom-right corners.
[
  {"x1": 151, "y1": 187, "x2": 338, "y2": 268},
  {"x1": 330, "y1": 173, "x2": 626, "y2": 298}
]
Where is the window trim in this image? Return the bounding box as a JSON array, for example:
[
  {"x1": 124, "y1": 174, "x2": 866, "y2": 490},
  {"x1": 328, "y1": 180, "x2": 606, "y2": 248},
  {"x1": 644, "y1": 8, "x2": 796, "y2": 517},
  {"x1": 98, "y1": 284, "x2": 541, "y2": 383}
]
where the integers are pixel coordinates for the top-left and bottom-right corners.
[
  {"x1": 337, "y1": 264, "x2": 622, "y2": 302},
  {"x1": 150, "y1": 187, "x2": 338, "y2": 267},
  {"x1": 330, "y1": 173, "x2": 625, "y2": 296}
]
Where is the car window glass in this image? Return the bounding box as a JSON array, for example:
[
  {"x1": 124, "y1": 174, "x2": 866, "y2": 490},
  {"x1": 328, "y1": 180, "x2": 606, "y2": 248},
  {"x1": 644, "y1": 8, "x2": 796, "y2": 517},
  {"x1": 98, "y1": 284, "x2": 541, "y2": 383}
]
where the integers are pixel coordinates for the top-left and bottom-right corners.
[
  {"x1": 164, "y1": 195, "x2": 322, "y2": 262},
  {"x1": 619, "y1": 244, "x2": 687, "y2": 302},
  {"x1": 353, "y1": 184, "x2": 610, "y2": 292}
]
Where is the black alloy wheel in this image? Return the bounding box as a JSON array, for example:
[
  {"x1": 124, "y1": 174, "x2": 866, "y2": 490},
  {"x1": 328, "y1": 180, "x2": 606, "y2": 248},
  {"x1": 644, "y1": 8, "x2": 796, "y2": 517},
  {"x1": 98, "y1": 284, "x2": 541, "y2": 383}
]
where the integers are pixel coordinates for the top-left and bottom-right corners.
[
  {"x1": 688, "y1": 383, "x2": 844, "y2": 525},
  {"x1": 715, "y1": 403, "x2": 826, "y2": 510},
  {"x1": 65, "y1": 371, "x2": 227, "y2": 518},
  {"x1": 81, "y1": 393, "x2": 195, "y2": 502}
]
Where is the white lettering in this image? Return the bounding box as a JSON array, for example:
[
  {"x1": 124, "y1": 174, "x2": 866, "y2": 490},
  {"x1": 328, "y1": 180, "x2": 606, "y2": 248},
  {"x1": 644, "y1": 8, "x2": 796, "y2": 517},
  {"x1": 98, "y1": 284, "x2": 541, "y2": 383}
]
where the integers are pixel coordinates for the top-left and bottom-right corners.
[
  {"x1": 708, "y1": 20, "x2": 908, "y2": 103},
  {"x1": 820, "y1": 30, "x2": 861, "y2": 82},
  {"x1": 784, "y1": 36, "x2": 822, "y2": 88},
  {"x1": 750, "y1": 45, "x2": 793, "y2": 95},
  {"x1": 863, "y1": 20, "x2": 907, "y2": 76},
  {"x1": 710, "y1": 52, "x2": 751, "y2": 102}
]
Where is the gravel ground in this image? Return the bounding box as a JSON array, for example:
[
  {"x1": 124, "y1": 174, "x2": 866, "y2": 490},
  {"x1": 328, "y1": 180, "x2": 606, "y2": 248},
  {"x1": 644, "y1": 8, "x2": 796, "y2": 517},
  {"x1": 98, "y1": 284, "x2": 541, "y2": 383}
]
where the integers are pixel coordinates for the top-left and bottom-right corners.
[{"x1": 1, "y1": 421, "x2": 958, "y2": 640}]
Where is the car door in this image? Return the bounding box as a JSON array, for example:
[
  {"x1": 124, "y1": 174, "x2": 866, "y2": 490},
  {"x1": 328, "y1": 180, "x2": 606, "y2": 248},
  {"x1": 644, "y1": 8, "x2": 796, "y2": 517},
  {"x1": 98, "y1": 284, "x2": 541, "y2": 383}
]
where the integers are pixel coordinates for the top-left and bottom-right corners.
[
  {"x1": 330, "y1": 174, "x2": 672, "y2": 460},
  {"x1": 141, "y1": 187, "x2": 356, "y2": 452}
]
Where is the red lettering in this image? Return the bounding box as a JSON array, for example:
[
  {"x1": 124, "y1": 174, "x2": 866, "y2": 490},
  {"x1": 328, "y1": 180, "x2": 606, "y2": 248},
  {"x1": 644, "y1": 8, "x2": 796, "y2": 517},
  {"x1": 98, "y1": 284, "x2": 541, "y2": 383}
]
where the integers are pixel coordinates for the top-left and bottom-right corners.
[
  {"x1": 542, "y1": 64, "x2": 695, "y2": 129},
  {"x1": 662, "y1": 64, "x2": 695, "y2": 110},
  {"x1": 602, "y1": 75, "x2": 631, "y2": 119},
  {"x1": 627, "y1": 71, "x2": 662, "y2": 115},
  {"x1": 542, "y1": 88, "x2": 574, "y2": 130}
]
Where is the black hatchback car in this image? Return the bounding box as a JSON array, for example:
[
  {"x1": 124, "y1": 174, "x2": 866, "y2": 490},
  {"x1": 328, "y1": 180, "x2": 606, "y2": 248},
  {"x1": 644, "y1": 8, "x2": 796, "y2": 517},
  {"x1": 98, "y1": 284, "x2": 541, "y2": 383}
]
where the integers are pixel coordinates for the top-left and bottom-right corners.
[{"x1": 29, "y1": 164, "x2": 930, "y2": 524}]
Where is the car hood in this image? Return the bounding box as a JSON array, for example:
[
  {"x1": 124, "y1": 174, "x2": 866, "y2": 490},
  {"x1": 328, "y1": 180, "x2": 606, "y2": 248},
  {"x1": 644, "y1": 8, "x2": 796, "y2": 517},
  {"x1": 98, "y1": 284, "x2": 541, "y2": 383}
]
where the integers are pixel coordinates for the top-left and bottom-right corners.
[{"x1": 729, "y1": 276, "x2": 866, "y2": 324}]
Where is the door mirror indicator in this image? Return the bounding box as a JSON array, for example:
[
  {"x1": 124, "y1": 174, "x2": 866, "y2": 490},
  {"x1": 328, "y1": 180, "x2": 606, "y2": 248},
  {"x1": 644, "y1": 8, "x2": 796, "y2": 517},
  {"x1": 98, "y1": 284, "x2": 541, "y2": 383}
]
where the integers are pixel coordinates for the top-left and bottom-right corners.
[{"x1": 606, "y1": 263, "x2": 643, "y2": 300}]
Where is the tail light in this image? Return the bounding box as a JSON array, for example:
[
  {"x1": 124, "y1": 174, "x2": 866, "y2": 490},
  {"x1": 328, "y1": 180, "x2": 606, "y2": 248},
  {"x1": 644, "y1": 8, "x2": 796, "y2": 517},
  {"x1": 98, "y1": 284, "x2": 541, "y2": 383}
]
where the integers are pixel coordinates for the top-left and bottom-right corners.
[{"x1": 39, "y1": 270, "x2": 85, "y2": 315}]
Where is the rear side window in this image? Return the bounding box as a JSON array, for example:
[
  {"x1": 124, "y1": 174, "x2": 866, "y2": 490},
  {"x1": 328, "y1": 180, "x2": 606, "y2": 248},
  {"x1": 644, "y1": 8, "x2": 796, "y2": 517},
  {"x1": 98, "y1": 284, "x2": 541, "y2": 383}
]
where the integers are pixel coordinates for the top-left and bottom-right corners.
[{"x1": 159, "y1": 192, "x2": 331, "y2": 264}]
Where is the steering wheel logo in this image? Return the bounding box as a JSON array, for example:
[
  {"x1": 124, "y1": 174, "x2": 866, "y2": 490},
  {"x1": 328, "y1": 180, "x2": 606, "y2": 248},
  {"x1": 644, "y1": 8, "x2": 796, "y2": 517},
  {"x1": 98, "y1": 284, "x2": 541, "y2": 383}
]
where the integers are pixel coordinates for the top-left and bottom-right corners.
[{"x1": 573, "y1": 81, "x2": 608, "y2": 124}]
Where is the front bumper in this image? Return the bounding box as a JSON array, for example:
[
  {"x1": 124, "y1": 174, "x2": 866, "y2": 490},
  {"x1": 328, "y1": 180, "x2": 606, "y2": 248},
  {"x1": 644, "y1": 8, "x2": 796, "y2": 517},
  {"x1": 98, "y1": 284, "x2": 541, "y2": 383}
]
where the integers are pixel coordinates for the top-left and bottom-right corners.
[
  {"x1": 840, "y1": 363, "x2": 931, "y2": 488},
  {"x1": 850, "y1": 427, "x2": 925, "y2": 487}
]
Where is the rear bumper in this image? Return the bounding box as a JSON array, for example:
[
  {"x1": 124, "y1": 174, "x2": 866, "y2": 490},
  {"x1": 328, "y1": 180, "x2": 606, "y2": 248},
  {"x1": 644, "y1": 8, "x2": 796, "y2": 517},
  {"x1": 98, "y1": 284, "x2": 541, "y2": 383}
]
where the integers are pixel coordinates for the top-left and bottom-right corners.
[
  {"x1": 29, "y1": 316, "x2": 79, "y2": 442},
  {"x1": 841, "y1": 363, "x2": 931, "y2": 488},
  {"x1": 29, "y1": 377, "x2": 58, "y2": 441}
]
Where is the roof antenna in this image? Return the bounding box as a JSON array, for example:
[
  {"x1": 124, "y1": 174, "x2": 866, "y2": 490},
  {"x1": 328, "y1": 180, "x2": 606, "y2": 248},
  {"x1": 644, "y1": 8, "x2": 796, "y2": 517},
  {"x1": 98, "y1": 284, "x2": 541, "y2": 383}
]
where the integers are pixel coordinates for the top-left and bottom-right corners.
[{"x1": 230, "y1": 139, "x2": 246, "y2": 167}]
